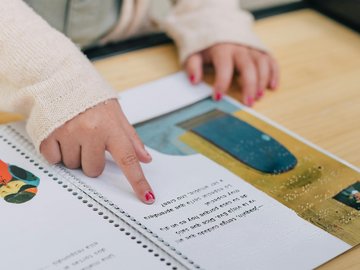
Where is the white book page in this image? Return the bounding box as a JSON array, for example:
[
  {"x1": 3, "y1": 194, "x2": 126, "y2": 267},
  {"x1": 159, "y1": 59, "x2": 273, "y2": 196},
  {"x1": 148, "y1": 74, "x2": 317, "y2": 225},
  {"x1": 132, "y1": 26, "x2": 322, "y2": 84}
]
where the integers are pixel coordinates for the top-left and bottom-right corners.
[
  {"x1": 119, "y1": 72, "x2": 212, "y2": 125},
  {"x1": 69, "y1": 149, "x2": 350, "y2": 270},
  {"x1": 63, "y1": 72, "x2": 351, "y2": 269},
  {"x1": 0, "y1": 127, "x2": 180, "y2": 270}
]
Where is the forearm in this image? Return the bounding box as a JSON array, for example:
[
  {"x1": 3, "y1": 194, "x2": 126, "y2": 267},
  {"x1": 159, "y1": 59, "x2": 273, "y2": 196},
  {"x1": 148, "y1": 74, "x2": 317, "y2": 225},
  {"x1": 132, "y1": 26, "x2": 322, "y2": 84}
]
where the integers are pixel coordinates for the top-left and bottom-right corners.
[{"x1": 0, "y1": 0, "x2": 117, "y2": 151}]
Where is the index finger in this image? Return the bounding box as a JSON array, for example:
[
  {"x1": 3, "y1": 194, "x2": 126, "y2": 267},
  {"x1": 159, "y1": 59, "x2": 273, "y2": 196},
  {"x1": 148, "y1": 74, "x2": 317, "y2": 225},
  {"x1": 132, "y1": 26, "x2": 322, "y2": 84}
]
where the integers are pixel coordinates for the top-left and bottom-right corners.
[{"x1": 107, "y1": 129, "x2": 155, "y2": 204}]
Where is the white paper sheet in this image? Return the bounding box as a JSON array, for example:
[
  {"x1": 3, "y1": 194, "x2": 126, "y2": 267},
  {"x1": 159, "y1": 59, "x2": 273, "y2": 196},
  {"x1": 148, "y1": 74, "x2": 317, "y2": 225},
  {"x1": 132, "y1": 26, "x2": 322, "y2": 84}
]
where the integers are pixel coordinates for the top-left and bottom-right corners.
[
  {"x1": 119, "y1": 72, "x2": 212, "y2": 125},
  {"x1": 69, "y1": 148, "x2": 350, "y2": 270}
]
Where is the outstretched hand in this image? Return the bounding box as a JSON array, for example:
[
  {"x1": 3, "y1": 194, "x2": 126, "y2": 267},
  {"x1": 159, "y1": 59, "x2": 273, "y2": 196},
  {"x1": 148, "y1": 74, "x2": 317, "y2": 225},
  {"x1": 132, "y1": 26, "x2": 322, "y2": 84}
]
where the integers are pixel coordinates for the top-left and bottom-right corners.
[
  {"x1": 40, "y1": 99, "x2": 155, "y2": 204},
  {"x1": 185, "y1": 43, "x2": 279, "y2": 106}
]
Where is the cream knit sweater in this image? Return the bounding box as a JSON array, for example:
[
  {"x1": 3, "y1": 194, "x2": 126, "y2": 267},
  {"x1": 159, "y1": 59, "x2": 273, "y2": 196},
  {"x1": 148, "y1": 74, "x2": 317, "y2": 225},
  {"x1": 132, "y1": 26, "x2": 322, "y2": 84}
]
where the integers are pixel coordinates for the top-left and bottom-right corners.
[{"x1": 0, "y1": 0, "x2": 266, "y2": 151}]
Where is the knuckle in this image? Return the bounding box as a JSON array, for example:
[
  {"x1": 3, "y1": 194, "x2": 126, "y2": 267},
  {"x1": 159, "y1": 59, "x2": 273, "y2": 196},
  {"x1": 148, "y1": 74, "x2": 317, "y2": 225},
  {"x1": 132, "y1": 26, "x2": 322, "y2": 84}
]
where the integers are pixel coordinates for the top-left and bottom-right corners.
[
  {"x1": 235, "y1": 47, "x2": 249, "y2": 57},
  {"x1": 81, "y1": 120, "x2": 99, "y2": 133},
  {"x1": 121, "y1": 154, "x2": 138, "y2": 167}
]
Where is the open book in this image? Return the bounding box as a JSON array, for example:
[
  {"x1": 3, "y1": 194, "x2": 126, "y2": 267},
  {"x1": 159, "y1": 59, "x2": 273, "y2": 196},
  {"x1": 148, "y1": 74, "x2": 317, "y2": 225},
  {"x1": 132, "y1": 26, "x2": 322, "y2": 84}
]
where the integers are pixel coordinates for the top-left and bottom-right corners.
[{"x1": 2, "y1": 72, "x2": 359, "y2": 270}]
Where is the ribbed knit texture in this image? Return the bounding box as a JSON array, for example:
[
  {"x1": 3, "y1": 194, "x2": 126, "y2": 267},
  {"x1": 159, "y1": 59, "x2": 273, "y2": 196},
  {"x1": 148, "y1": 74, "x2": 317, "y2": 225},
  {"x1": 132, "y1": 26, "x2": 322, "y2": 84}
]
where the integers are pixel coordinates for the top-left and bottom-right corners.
[
  {"x1": 157, "y1": 0, "x2": 267, "y2": 64},
  {"x1": 100, "y1": 0, "x2": 268, "y2": 64},
  {"x1": 0, "y1": 0, "x2": 117, "y2": 151}
]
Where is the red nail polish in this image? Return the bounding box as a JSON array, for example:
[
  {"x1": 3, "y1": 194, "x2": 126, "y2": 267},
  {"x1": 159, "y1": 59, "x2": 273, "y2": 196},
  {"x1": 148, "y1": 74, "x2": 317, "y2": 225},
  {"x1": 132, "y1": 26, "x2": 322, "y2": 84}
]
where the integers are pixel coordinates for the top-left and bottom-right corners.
[
  {"x1": 256, "y1": 90, "x2": 264, "y2": 98},
  {"x1": 190, "y1": 75, "x2": 195, "y2": 84},
  {"x1": 145, "y1": 191, "x2": 155, "y2": 204},
  {"x1": 246, "y1": 97, "x2": 254, "y2": 107},
  {"x1": 214, "y1": 92, "x2": 222, "y2": 101}
]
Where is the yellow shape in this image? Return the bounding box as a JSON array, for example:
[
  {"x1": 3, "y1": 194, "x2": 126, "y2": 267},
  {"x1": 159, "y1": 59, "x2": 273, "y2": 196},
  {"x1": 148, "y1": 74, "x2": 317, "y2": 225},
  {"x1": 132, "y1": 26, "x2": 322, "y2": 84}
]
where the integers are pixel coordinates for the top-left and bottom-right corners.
[
  {"x1": 180, "y1": 110, "x2": 360, "y2": 245},
  {"x1": 0, "y1": 180, "x2": 25, "y2": 198}
]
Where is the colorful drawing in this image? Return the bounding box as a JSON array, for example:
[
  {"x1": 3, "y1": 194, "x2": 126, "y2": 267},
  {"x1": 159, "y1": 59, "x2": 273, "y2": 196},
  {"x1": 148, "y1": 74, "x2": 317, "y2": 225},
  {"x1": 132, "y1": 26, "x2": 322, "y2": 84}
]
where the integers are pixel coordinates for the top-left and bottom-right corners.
[
  {"x1": 0, "y1": 160, "x2": 39, "y2": 204},
  {"x1": 135, "y1": 98, "x2": 297, "y2": 174}
]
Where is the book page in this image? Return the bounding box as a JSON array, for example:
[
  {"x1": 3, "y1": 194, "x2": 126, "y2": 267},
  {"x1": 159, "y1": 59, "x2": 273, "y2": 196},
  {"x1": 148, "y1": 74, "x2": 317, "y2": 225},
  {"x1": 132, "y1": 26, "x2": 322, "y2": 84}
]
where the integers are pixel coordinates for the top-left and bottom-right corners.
[
  {"x1": 69, "y1": 149, "x2": 350, "y2": 270},
  {"x1": 63, "y1": 72, "x2": 355, "y2": 269},
  {"x1": 0, "y1": 126, "x2": 181, "y2": 270}
]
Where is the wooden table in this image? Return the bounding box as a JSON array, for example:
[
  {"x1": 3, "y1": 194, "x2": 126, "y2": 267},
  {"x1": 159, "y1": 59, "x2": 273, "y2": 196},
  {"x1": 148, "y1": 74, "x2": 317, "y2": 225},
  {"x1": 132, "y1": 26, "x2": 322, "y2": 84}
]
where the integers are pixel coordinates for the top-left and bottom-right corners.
[{"x1": 1, "y1": 9, "x2": 359, "y2": 269}]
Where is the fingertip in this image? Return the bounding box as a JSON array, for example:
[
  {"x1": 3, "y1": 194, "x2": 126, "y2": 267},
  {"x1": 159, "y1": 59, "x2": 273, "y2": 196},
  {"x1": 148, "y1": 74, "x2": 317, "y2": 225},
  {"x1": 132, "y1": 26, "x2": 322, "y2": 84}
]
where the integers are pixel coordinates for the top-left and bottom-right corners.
[
  {"x1": 244, "y1": 96, "x2": 254, "y2": 107},
  {"x1": 185, "y1": 53, "x2": 203, "y2": 85},
  {"x1": 83, "y1": 165, "x2": 105, "y2": 178},
  {"x1": 189, "y1": 74, "x2": 196, "y2": 84},
  {"x1": 269, "y1": 57, "x2": 280, "y2": 90},
  {"x1": 40, "y1": 138, "x2": 62, "y2": 165},
  {"x1": 255, "y1": 89, "x2": 264, "y2": 100},
  {"x1": 136, "y1": 146, "x2": 152, "y2": 163},
  {"x1": 270, "y1": 78, "x2": 278, "y2": 90},
  {"x1": 139, "y1": 151, "x2": 152, "y2": 164},
  {"x1": 213, "y1": 91, "x2": 223, "y2": 102},
  {"x1": 143, "y1": 190, "x2": 156, "y2": 205}
]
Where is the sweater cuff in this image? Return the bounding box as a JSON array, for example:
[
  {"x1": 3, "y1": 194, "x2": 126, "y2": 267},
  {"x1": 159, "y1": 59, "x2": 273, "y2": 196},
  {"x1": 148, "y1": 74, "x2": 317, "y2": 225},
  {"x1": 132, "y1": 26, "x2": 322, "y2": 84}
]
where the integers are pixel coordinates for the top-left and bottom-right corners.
[
  {"x1": 161, "y1": 9, "x2": 268, "y2": 64},
  {"x1": 24, "y1": 53, "x2": 118, "y2": 152}
]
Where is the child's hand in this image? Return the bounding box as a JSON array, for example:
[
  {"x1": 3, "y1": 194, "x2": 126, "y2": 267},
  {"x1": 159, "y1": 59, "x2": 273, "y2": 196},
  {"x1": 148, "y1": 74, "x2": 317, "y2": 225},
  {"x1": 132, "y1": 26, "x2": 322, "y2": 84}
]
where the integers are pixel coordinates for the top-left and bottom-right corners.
[
  {"x1": 40, "y1": 99, "x2": 155, "y2": 204},
  {"x1": 185, "y1": 43, "x2": 279, "y2": 106}
]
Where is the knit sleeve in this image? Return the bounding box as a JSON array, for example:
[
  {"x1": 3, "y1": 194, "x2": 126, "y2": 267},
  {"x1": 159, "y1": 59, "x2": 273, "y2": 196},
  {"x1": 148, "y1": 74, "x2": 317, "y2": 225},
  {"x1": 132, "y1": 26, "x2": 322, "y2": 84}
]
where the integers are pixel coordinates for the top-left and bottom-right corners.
[
  {"x1": 0, "y1": 0, "x2": 117, "y2": 151},
  {"x1": 156, "y1": 0, "x2": 268, "y2": 64}
]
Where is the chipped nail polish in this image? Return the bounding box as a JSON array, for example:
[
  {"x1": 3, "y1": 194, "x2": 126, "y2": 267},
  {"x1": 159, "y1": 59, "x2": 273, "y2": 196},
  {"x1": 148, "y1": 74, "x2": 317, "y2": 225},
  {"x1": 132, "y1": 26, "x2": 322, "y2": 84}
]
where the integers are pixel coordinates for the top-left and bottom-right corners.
[
  {"x1": 246, "y1": 96, "x2": 254, "y2": 107},
  {"x1": 257, "y1": 90, "x2": 264, "y2": 98},
  {"x1": 145, "y1": 191, "x2": 155, "y2": 204},
  {"x1": 190, "y1": 75, "x2": 195, "y2": 84},
  {"x1": 214, "y1": 92, "x2": 222, "y2": 101}
]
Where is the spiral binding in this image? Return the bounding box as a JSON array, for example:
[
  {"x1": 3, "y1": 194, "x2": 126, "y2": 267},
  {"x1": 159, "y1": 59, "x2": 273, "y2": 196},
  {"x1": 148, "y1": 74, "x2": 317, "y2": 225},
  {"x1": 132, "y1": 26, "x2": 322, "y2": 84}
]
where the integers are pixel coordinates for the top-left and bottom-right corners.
[{"x1": 1, "y1": 124, "x2": 186, "y2": 270}]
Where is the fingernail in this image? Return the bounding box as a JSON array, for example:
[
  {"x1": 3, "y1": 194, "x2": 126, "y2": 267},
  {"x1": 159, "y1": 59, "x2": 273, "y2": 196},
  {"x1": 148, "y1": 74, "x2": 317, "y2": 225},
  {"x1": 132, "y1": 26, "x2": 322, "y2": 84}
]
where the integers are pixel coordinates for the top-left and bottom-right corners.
[
  {"x1": 189, "y1": 74, "x2": 195, "y2": 84},
  {"x1": 256, "y1": 89, "x2": 264, "y2": 99},
  {"x1": 145, "y1": 191, "x2": 155, "y2": 204},
  {"x1": 214, "y1": 92, "x2": 222, "y2": 101},
  {"x1": 145, "y1": 149, "x2": 152, "y2": 160},
  {"x1": 246, "y1": 96, "x2": 254, "y2": 107}
]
